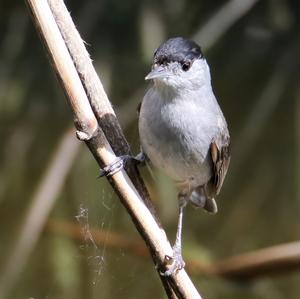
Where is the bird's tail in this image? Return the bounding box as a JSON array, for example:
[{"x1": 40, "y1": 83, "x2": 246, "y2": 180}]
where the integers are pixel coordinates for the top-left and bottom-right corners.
[{"x1": 189, "y1": 187, "x2": 218, "y2": 214}]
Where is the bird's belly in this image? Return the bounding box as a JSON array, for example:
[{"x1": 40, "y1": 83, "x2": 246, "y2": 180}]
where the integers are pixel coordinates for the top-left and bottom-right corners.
[
  {"x1": 149, "y1": 146, "x2": 211, "y2": 187},
  {"x1": 138, "y1": 88, "x2": 220, "y2": 187},
  {"x1": 140, "y1": 118, "x2": 212, "y2": 187}
]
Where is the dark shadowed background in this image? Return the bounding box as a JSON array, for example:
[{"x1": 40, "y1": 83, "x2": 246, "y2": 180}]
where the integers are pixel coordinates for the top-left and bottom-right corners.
[{"x1": 0, "y1": 0, "x2": 300, "y2": 298}]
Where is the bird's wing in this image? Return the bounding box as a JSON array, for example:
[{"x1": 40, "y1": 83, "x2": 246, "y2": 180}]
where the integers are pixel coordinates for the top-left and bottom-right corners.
[{"x1": 209, "y1": 135, "x2": 231, "y2": 196}]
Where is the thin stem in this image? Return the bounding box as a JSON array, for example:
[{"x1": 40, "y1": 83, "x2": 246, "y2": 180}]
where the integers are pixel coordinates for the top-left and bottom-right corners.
[{"x1": 47, "y1": 219, "x2": 300, "y2": 280}]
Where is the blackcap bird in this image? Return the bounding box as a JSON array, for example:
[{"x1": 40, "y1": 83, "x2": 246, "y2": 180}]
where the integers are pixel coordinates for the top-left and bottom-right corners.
[{"x1": 138, "y1": 37, "x2": 231, "y2": 275}]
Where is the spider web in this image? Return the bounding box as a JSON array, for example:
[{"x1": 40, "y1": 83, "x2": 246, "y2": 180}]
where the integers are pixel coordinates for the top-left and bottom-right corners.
[{"x1": 75, "y1": 192, "x2": 115, "y2": 286}]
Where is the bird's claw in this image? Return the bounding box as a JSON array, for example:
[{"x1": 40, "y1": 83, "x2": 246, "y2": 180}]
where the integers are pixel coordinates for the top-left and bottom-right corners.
[
  {"x1": 98, "y1": 153, "x2": 147, "y2": 178},
  {"x1": 133, "y1": 152, "x2": 147, "y2": 166},
  {"x1": 160, "y1": 250, "x2": 185, "y2": 276},
  {"x1": 98, "y1": 155, "x2": 129, "y2": 177}
]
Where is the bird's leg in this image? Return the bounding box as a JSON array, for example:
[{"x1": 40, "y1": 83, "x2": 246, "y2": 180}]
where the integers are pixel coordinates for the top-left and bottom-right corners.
[
  {"x1": 98, "y1": 152, "x2": 147, "y2": 177},
  {"x1": 132, "y1": 151, "x2": 147, "y2": 166},
  {"x1": 162, "y1": 194, "x2": 187, "y2": 276}
]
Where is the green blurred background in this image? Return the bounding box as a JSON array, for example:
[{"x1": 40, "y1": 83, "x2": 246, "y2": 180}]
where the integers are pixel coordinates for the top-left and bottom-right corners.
[{"x1": 0, "y1": 0, "x2": 300, "y2": 298}]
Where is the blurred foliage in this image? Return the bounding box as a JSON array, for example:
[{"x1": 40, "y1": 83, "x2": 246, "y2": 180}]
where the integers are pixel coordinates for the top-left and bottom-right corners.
[{"x1": 0, "y1": 0, "x2": 300, "y2": 298}]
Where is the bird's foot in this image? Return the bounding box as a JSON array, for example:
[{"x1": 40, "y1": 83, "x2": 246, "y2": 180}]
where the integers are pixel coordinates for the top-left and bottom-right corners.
[
  {"x1": 98, "y1": 155, "x2": 129, "y2": 177},
  {"x1": 98, "y1": 153, "x2": 147, "y2": 177},
  {"x1": 161, "y1": 246, "x2": 185, "y2": 276}
]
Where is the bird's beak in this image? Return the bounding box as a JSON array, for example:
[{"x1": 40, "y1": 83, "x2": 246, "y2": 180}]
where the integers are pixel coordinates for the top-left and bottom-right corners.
[{"x1": 145, "y1": 65, "x2": 170, "y2": 80}]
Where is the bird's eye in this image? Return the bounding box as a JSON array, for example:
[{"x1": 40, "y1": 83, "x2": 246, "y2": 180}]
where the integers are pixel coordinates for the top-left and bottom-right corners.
[{"x1": 182, "y1": 61, "x2": 191, "y2": 71}]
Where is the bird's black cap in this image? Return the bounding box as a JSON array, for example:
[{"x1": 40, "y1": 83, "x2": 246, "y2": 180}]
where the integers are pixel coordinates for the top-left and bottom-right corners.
[{"x1": 153, "y1": 37, "x2": 203, "y2": 66}]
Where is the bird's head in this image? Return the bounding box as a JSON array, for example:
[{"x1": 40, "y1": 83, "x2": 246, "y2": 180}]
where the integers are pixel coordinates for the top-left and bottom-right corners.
[{"x1": 146, "y1": 37, "x2": 211, "y2": 91}]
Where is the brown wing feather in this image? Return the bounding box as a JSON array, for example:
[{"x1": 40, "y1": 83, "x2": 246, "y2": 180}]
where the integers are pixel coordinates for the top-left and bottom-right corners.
[{"x1": 209, "y1": 137, "x2": 231, "y2": 197}]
